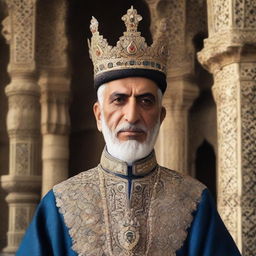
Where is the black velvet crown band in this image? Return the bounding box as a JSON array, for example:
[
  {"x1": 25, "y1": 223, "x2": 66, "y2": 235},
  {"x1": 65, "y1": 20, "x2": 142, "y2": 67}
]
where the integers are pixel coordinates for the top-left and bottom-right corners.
[{"x1": 94, "y1": 68, "x2": 167, "y2": 94}]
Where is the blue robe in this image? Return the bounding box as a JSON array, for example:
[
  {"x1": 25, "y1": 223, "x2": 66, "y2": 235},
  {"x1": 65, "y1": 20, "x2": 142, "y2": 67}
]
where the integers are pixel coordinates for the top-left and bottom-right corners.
[{"x1": 17, "y1": 188, "x2": 241, "y2": 256}]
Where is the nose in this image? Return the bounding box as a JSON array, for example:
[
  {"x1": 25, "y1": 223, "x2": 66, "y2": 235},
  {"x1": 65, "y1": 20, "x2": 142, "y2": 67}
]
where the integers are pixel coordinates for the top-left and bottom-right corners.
[{"x1": 124, "y1": 98, "x2": 140, "y2": 124}]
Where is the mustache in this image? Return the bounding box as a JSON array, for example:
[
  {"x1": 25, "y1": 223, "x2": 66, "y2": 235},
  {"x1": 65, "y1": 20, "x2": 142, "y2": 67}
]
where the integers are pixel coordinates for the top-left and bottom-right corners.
[{"x1": 115, "y1": 123, "x2": 147, "y2": 134}]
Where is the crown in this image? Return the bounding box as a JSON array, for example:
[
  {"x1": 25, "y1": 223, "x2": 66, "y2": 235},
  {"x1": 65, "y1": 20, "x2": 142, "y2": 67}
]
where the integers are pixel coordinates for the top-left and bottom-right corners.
[{"x1": 88, "y1": 6, "x2": 169, "y2": 92}]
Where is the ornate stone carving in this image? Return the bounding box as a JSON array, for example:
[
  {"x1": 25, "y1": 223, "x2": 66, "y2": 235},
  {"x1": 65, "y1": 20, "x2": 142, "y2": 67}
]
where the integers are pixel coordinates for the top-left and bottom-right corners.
[
  {"x1": 1, "y1": 16, "x2": 11, "y2": 44},
  {"x1": 40, "y1": 88, "x2": 70, "y2": 135},
  {"x1": 1, "y1": 0, "x2": 41, "y2": 253},
  {"x1": 212, "y1": 64, "x2": 241, "y2": 243},
  {"x1": 36, "y1": 0, "x2": 70, "y2": 196},
  {"x1": 36, "y1": 0, "x2": 68, "y2": 68},
  {"x1": 14, "y1": 208, "x2": 29, "y2": 230},
  {"x1": 198, "y1": 32, "x2": 256, "y2": 73},
  {"x1": 235, "y1": 0, "x2": 256, "y2": 29},
  {"x1": 207, "y1": 0, "x2": 256, "y2": 34},
  {"x1": 240, "y1": 62, "x2": 256, "y2": 256},
  {"x1": 212, "y1": 0, "x2": 230, "y2": 32},
  {"x1": 15, "y1": 143, "x2": 29, "y2": 175},
  {"x1": 198, "y1": 1, "x2": 256, "y2": 252},
  {"x1": 5, "y1": 0, "x2": 36, "y2": 67}
]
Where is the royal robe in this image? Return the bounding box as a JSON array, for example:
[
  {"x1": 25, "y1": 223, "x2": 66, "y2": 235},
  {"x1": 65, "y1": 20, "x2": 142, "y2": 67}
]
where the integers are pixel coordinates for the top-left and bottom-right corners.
[{"x1": 17, "y1": 150, "x2": 241, "y2": 256}]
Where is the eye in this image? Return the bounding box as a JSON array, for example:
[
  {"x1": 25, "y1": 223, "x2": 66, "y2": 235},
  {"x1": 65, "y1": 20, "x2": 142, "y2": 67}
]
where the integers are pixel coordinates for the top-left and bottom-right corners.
[
  {"x1": 139, "y1": 96, "x2": 155, "y2": 107},
  {"x1": 112, "y1": 95, "x2": 126, "y2": 105}
]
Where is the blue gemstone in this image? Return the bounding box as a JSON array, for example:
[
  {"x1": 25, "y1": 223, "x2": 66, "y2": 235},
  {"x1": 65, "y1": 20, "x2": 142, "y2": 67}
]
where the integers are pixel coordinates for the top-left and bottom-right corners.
[{"x1": 143, "y1": 61, "x2": 150, "y2": 66}]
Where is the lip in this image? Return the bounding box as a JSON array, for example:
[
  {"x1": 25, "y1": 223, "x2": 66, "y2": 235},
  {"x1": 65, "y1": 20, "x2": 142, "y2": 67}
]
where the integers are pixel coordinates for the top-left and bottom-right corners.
[
  {"x1": 119, "y1": 128, "x2": 145, "y2": 133},
  {"x1": 119, "y1": 131, "x2": 144, "y2": 135},
  {"x1": 117, "y1": 130, "x2": 146, "y2": 138}
]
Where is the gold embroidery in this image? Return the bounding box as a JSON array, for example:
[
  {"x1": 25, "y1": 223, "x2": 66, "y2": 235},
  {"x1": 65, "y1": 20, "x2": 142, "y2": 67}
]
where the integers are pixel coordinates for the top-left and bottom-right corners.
[
  {"x1": 53, "y1": 168, "x2": 107, "y2": 255},
  {"x1": 98, "y1": 166, "x2": 159, "y2": 255},
  {"x1": 53, "y1": 154, "x2": 205, "y2": 256},
  {"x1": 100, "y1": 148, "x2": 157, "y2": 176}
]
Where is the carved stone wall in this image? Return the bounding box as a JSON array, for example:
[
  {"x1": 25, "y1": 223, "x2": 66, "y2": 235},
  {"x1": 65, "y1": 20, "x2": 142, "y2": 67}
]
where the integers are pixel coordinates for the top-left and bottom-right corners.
[
  {"x1": 198, "y1": 0, "x2": 256, "y2": 254},
  {"x1": 37, "y1": 0, "x2": 70, "y2": 196},
  {"x1": 147, "y1": 0, "x2": 208, "y2": 174},
  {"x1": 0, "y1": 0, "x2": 41, "y2": 253},
  {"x1": 240, "y1": 62, "x2": 256, "y2": 256},
  {"x1": 213, "y1": 63, "x2": 241, "y2": 244}
]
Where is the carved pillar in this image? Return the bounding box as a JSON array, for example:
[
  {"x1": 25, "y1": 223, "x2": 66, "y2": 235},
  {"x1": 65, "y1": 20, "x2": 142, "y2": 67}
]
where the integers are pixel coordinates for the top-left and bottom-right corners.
[
  {"x1": 146, "y1": 0, "x2": 199, "y2": 173},
  {"x1": 0, "y1": 0, "x2": 41, "y2": 253},
  {"x1": 37, "y1": 0, "x2": 70, "y2": 196},
  {"x1": 198, "y1": 0, "x2": 256, "y2": 254},
  {"x1": 157, "y1": 75, "x2": 198, "y2": 172},
  {"x1": 40, "y1": 71, "x2": 70, "y2": 196}
]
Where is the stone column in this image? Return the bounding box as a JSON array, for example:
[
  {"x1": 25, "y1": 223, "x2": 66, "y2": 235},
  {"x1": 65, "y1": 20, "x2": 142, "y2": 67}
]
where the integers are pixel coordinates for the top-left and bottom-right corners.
[
  {"x1": 0, "y1": 0, "x2": 41, "y2": 253},
  {"x1": 37, "y1": 0, "x2": 70, "y2": 196},
  {"x1": 157, "y1": 75, "x2": 198, "y2": 172},
  {"x1": 146, "y1": 0, "x2": 199, "y2": 173},
  {"x1": 40, "y1": 71, "x2": 70, "y2": 196},
  {"x1": 198, "y1": 0, "x2": 256, "y2": 254}
]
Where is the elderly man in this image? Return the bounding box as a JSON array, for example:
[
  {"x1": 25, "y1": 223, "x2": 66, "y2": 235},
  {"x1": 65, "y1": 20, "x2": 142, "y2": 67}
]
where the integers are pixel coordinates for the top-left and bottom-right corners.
[{"x1": 17, "y1": 7, "x2": 241, "y2": 256}]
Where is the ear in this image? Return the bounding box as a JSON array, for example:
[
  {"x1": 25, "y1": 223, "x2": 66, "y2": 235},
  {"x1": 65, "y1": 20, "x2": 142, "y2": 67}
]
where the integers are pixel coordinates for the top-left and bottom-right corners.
[
  {"x1": 160, "y1": 106, "x2": 166, "y2": 124},
  {"x1": 93, "y1": 102, "x2": 102, "y2": 132}
]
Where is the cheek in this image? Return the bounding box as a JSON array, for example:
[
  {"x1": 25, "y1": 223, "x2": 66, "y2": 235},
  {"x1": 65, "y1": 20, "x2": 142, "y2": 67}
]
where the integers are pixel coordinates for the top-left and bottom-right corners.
[
  {"x1": 104, "y1": 109, "x2": 123, "y2": 129},
  {"x1": 143, "y1": 110, "x2": 160, "y2": 128}
]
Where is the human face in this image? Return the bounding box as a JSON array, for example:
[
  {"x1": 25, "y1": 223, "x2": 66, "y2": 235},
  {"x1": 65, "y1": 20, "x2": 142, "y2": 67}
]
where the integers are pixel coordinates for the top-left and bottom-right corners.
[{"x1": 94, "y1": 77, "x2": 166, "y2": 143}]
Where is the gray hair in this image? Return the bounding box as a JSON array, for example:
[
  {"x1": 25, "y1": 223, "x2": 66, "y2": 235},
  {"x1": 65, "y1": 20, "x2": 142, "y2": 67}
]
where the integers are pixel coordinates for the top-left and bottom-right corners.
[{"x1": 97, "y1": 83, "x2": 163, "y2": 107}]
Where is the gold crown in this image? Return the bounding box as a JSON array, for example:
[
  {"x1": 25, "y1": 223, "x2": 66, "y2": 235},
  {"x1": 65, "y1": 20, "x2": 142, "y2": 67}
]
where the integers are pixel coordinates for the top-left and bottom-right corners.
[{"x1": 88, "y1": 6, "x2": 168, "y2": 80}]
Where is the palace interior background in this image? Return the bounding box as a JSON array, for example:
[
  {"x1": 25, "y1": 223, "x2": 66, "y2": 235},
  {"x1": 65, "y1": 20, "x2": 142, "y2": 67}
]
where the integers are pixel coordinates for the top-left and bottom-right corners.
[{"x1": 0, "y1": 0, "x2": 255, "y2": 255}]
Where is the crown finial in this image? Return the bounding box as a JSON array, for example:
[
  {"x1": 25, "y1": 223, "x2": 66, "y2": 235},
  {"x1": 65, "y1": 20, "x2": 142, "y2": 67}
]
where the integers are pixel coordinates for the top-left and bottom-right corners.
[
  {"x1": 121, "y1": 6, "x2": 142, "y2": 32},
  {"x1": 90, "y1": 16, "x2": 99, "y2": 33}
]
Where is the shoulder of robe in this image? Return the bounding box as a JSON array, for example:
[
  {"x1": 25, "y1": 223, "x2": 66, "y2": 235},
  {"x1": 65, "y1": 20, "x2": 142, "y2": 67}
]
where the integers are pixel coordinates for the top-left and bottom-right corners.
[
  {"x1": 53, "y1": 166, "x2": 99, "y2": 197},
  {"x1": 157, "y1": 166, "x2": 206, "y2": 200}
]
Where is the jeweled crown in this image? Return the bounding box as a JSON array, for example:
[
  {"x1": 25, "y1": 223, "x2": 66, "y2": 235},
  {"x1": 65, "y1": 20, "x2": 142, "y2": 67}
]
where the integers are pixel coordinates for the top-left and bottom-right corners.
[{"x1": 88, "y1": 6, "x2": 168, "y2": 91}]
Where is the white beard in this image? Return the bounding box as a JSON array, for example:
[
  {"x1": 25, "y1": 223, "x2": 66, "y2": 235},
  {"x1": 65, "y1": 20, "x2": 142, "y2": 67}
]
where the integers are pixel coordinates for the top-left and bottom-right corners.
[{"x1": 101, "y1": 113, "x2": 161, "y2": 165}]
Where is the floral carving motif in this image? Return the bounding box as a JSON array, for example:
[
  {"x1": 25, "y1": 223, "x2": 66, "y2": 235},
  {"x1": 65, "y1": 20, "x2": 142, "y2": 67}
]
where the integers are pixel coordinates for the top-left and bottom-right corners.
[
  {"x1": 244, "y1": 0, "x2": 256, "y2": 29},
  {"x1": 213, "y1": 64, "x2": 240, "y2": 242},
  {"x1": 213, "y1": 0, "x2": 230, "y2": 32},
  {"x1": 15, "y1": 143, "x2": 29, "y2": 175},
  {"x1": 36, "y1": 0, "x2": 68, "y2": 67},
  {"x1": 6, "y1": 0, "x2": 36, "y2": 64},
  {"x1": 15, "y1": 208, "x2": 29, "y2": 230},
  {"x1": 240, "y1": 63, "x2": 256, "y2": 255},
  {"x1": 1, "y1": 16, "x2": 11, "y2": 44}
]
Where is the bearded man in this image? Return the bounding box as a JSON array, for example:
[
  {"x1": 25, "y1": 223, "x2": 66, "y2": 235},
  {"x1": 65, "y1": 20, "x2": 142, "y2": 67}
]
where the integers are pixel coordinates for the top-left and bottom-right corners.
[{"x1": 17, "y1": 7, "x2": 241, "y2": 256}]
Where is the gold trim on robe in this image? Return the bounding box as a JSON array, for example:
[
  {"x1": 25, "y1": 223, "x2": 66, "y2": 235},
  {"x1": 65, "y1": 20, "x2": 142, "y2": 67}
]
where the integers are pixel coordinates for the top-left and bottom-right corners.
[{"x1": 53, "y1": 150, "x2": 205, "y2": 256}]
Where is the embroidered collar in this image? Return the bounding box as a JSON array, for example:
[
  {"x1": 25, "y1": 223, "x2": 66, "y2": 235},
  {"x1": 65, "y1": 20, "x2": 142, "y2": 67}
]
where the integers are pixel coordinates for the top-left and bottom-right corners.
[{"x1": 100, "y1": 148, "x2": 157, "y2": 176}]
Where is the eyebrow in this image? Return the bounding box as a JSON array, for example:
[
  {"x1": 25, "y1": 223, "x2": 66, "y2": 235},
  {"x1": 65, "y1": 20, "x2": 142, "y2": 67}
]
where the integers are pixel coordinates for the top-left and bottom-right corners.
[
  {"x1": 135, "y1": 93, "x2": 156, "y2": 99},
  {"x1": 109, "y1": 92, "x2": 156, "y2": 99},
  {"x1": 109, "y1": 92, "x2": 128, "y2": 102}
]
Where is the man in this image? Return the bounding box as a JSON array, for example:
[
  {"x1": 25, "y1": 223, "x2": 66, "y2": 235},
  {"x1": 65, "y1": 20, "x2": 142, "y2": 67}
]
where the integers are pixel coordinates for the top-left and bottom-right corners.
[{"x1": 17, "y1": 7, "x2": 241, "y2": 256}]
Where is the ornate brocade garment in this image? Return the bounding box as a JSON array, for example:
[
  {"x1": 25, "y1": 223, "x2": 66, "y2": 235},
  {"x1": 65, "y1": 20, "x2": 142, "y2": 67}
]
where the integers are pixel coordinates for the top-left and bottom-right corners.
[{"x1": 53, "y1": 150, "x2": 205, "y2": 256}]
